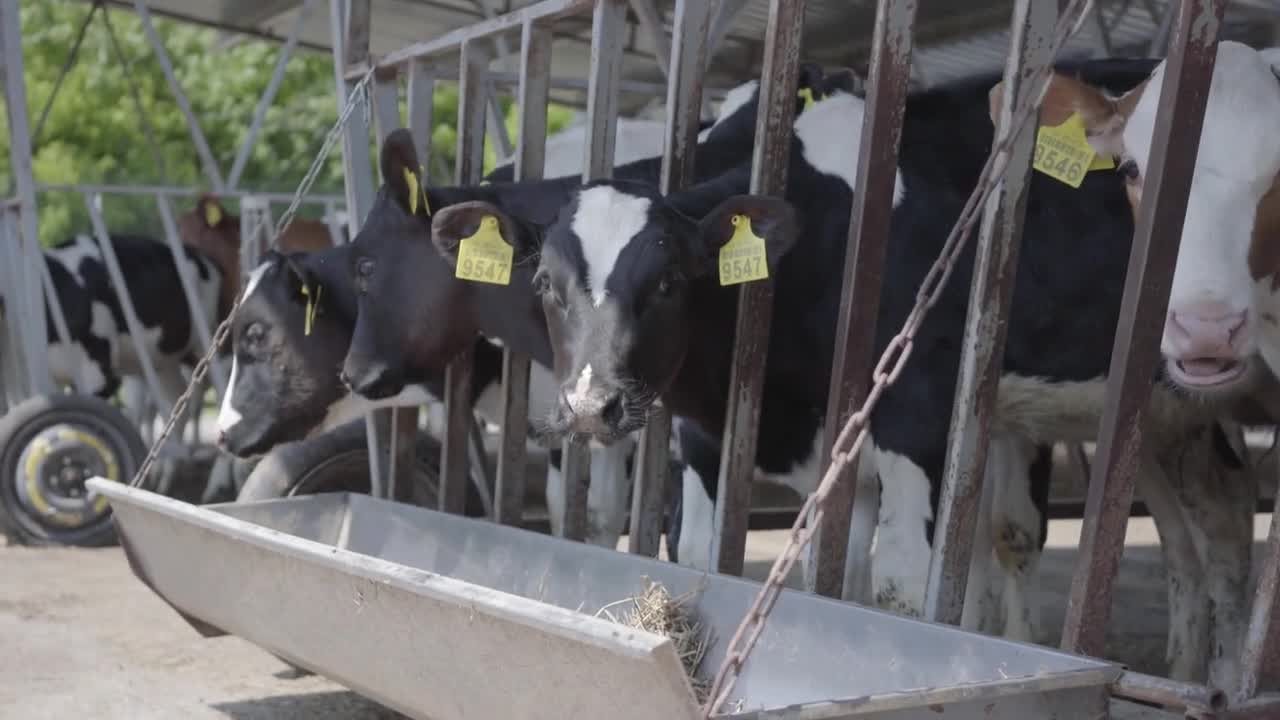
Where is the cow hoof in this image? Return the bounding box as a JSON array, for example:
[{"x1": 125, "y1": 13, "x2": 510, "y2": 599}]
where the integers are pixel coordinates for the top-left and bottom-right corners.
[{"x1": 0, "y1": 393, "x2": 146, "y2": 547}]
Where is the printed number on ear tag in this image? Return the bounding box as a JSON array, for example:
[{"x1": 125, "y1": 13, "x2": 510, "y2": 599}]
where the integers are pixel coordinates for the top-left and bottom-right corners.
[
  {"x1": 455, "y1": 216, "x2": 513, "y2": 286},
  {"x1": 1033, "y1": 112, "x2": 1112, "y2": 188},
  {"x1": 719, "y1": 214, "x2": 769, "y2": 287}
]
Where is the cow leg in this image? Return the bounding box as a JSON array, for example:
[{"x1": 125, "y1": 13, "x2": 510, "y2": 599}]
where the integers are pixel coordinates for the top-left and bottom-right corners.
[
  {"x1": 841, "y1": 448, "x2": 881, "y2": 604},
  {"x1": 1172, "y1": 423, "x2": 1254, "y2": 692},
  {"x1": 585, "y1": 439, "x2": 633, "y2": 548},
  {"x1": 989, "y1": 433, "x2": 1047, "y2": 644},
  {"x1": 676, "y1": 464, "x2": 715, "y2": 572},
  {"x1": 1137, "y1": 450, "x2": 1210, "y2": 683},
  {"x1": 870, "y1": 443, "x2": 936, "y2": 618},
  {"x1": 545, "y1": 455, "x2": 565, "y2": 538}
]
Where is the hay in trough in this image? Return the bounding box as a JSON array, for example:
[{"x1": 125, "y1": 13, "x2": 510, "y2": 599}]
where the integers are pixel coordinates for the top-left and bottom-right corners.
[{"x1": 597, "y1": 578, "x2": 714, "y2": 703}]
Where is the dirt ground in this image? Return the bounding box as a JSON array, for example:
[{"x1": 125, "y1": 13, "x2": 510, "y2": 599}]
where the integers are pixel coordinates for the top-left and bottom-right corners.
[{"x1": 0, "y1": 515, "x2": 1272, "y2": 719}]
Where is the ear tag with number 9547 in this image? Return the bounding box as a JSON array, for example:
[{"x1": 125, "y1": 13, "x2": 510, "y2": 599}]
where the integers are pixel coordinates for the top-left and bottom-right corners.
[
  {"x1": 718, "y1": 214, "x2": 769, "y2": 286},
  {"x1": 455, "y1": 216, "x2": 513, "y2": 286}
]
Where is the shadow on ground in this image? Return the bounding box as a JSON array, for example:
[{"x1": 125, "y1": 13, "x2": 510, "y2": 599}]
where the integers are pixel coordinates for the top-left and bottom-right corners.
[{"x1": 212, "y1": 691, "x2": 408, "y2": 719}]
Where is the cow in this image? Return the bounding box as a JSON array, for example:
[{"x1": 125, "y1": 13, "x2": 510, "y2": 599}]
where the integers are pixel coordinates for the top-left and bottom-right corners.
[
  {"x1": 177, "y1": 194, "x2": 342, "y2": 319},
  {"x1": 435, "y1": 43, "x2": 1278, "y2": 689},
  {"x1": 39, "y1": 233, "x2": 223, "y2": 413}
]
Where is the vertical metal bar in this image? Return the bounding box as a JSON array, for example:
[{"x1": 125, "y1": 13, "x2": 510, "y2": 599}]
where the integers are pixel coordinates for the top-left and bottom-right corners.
[
  {"x1": 810, "y1": 0, "x2": 917, "y2": 598},
  {"x1": 1061, "y1": 0, "x2": 1228, "y2": 658},
  {"x1": 84, "y1": 194, "x2": 175, "y2": 414},
  {"x1": 372, "y1": 67, "x2": 402, "y2": 143},
  {"x1": 492, "y1": 21, "x2": 552, "y2": 528},
  {"x1": 407, "y1": 60, "x2": 436, "y2": 168},
  {"x1": 626, "y1": 0, "x2": 710, "y2": 558},
  {"x1": 155, "y1": 194, "x2": 230, "y2": 396},
  {"x1": 0, "y1": 207, "x2": 34, "y2": 401},
  {"x1": 439, "y1": 38, "x2": 490, "y2": 516},
  {"x1": 0, "y1": 0, "x2": 51, "y2": 396},
  {"x1": 711, "y1": 0, "x2": 805, "y2": 577},
  {"x1": 132, "y1": 0, "x2": 226, "y2": 191},
  {"x1": 923, "y1": 0, "x2": 1052, "y2": 625},
  {"x1": 227, "y1": 0, "x2": 314, "y2": 190},
  {"x1": 330, "y1": 0, "x2": 386, "y2": 498},
  {"x1": 1239, "y1": 486, "x2": 1280, "y2": 701},
  {"x1": 38, "y1": 247, "x2": 80, "y2": 392}
]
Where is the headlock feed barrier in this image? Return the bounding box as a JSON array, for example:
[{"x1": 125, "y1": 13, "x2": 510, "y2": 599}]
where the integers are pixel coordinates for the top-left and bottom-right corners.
[{"x1": 31, "y1": 0, "x2": 1280, "y2": 716}]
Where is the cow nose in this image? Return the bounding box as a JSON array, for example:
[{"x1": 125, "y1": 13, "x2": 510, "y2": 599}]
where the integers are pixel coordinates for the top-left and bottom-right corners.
[
  {"x1": 1167, "y1": 302, "x2": 1249, "y2": 359},
  {"x1": 559, "y1": 375, "x2": 624, "y2": 436}
]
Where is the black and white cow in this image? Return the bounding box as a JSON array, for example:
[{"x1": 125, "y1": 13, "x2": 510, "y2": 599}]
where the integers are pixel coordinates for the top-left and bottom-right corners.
[
  {"x1": 38, "y1": 233, "x2": 223, "y2": 411},
  {"x1": 455, "y1": 44, "x2": 1278, "y2": 688}
]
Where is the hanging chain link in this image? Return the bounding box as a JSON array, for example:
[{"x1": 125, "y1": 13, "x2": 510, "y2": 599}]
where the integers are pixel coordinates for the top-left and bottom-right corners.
[
  {"x1": 127, "y1": 67, "x2": 377, "y2": 489},
  {"x1": 701, "y1": 1, "x2": 1098, "y2": 714}
]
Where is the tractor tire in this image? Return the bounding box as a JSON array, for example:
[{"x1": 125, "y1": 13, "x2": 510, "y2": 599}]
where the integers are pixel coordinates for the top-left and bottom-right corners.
[{"x1": 0, "y1": 393, "x2": 146, "y2": 547}]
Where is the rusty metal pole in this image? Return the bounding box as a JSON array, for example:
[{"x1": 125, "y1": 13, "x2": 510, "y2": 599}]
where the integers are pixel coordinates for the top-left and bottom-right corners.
[
  {"x1": 922, "y1": 0, "x2": 1055, "y2": 625},
  {"x1": 440, "y1": 38, "x2": 491, "y2": 515},
  {"x1": 1060, "y1": 0, "x2": 1227, "y2": 657},
  {"x1": 627, "y1": 0, "x2": 711, "y2": 558},
  {"x1": 558, "y1": 0, "x2": 626, "y2": 542},
  {"x1": 492, "y1": 21, "x2": 553, "y2": 527},
  {"x1": 809, "y1": 0, "x2": 917, "y2": 598},
  {"x1": 1238, "y1": 475, "x2": 1280, "y2": 700},
  {"x1": 710, "y1": 0, "x2": 806, "y2": 577}
]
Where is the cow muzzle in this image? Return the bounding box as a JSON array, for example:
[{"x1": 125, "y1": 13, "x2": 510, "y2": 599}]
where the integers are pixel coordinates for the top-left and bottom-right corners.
[
  {"x1": 554, "y1": 365, "x2": 625, "y2": 437},
  {"x1": 1164, "y1": 301, "x2": 1251, "y2": 389}
]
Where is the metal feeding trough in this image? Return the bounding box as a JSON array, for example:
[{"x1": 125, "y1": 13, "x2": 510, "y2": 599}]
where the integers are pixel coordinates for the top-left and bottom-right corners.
[{"x1": 89, "y1": 478, "x2": 1120, "y2": 720}]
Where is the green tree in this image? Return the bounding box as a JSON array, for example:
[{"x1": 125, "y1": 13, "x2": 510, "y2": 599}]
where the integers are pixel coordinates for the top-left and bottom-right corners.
[{"x1": 2, "y1": 0, "x2": 575, "y2": 246}]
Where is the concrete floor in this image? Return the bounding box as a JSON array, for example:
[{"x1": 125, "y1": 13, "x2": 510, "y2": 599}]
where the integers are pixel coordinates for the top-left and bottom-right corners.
[{"x1": 1, "y1": 513, "x2": 1272, "y2": 719}]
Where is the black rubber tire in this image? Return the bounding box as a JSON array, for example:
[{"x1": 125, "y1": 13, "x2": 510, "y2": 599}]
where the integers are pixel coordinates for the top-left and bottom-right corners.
[
  {"x1": 0, "y1": 393, "x2": 146, "y2": 547},
  {"x1": 237, "y1": 420, "x2": 485, "y2": 515}
]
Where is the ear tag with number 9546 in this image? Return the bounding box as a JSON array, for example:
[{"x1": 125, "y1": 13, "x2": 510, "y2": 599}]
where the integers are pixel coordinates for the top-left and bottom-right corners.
[
  {"x1": 1033, "y1": 112, "x2": 1114, "y2": 188},
  {"x1": 718, "y1": 214, "x2": 769, "y2": 286},
  {"x1": 455, "y1": 216, "x2": 513, "y2": 286}
]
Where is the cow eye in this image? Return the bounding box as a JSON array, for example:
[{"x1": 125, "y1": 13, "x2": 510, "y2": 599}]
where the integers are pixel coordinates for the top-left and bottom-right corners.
[
  {"x1": 1118, "y1": 159, "x2": 1140, "y2": 181},
  {"x1": 356, "y1": 257, "x2": 375, "y2": 278},
  {"x1": 244, "y1": 322, "x2": 265, "y2": 348}
]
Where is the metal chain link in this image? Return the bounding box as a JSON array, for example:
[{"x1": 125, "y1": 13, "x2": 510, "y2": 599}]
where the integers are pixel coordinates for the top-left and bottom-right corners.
[
  {"x1": 127, "y1": 68, "x2": 377, "y2": 489},
  {"x1": 701, "y1": 0, "x2": 1097, "y2": 714}
]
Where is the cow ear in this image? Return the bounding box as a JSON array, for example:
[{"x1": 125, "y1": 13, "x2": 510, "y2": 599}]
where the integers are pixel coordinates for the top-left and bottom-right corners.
[
  {"x1": 431, "y1": 200, "x2": 533, "y2": 267},
  {"x1": 695, "y1": 195, "x2": 798, "y2": 277},
  {"x1": 989, "y1": 71, "x2": 1144, "y2": 159},
  {"x1": 796, "y1": 63, "x2": 825, "y2": 110},
  {"x1": 380, "y1": 128, "x2": 431, "y2": 218}
]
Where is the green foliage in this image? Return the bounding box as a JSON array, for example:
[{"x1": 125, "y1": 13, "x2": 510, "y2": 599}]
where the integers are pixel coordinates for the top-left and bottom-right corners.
[{"x1": 2, "y1": 0, "x2": 577, "y2": 247}]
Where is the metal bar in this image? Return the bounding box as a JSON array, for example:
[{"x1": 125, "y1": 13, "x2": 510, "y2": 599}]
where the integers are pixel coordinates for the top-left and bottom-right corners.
[
  {"x1": 923, "y1": 0, "x2": 1051, "y2": 625},
  {"x1": 706, "y1": 0, "x2": 749, "y2": 64},
  {"x1": 407, "y1": 60, "x2": 436, "y2": 167},
  {"x1": 711, "y1": 0, "x2": 806, "y2": 578},
  {"x1": 0, "y1": 209, "x2": 32, "y2": 404},
  {"x1": 493, "y1": 20, "x2": 552, "y2": 528},
  {"x1": 1111, "y1": 671, "x2": 1225, "y2": 714},
  {"x1": 38, "y1": 244, "x2": 80, "y2": 392},
  {"x1": 466, "y1": 0, "x2": 516, "y2": 160},
  {"x1": 227, "y1": 0, "x2": 314, "y2": 190},
  {"x1": 84, "y1": 194, "x2": 175, "y2": 413},
  {"x1": 372, "y1": 68, "x2": 403, "y2": 143},
  {"x1": 35, "y1": 183, "x2": 344, "y2": 204},
  {"x1": 100, "y1": 4, "x2": 169, "y2": 181},
  {"x1": 30, "y1": 2, "x2": 97, "y2": 148},
  {"x1": 627, "y1": 0, "x2": 710, "y2": 558},
  {"x1": 1, "y1": 0, "x2": 52, "y2": 396},
  {"x1": 132, "y1": 0, "x2": 226, "y2": 191},
  {"x1": 355, "y1": 0, "x2": 594, "y2": 73},
  {"x1": 1238, "y1": 474, "x2": 1280, "y2": 700},
  {"x1": 155, "y1": 194, "x2": 229, "y2": 396},
  {"x1": 439, "y1": 38, "x2": 490, "y2": 516},
  {"x1": 1060, "y1": 0, "x2": 1228, "y2": 658},
  {"x1": 810, "y1": 0, "x2": 916, "y2": 598},
  {"x1": 629, "y1": 0, "x2": 672, "y2": 78}
]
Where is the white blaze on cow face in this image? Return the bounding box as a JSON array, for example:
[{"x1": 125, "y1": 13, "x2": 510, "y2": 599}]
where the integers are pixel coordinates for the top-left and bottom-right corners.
[
  {"x1": 571, "y1": 186, "x2": 652, "y2": 307},
  {"x1": 216, "y1": 261, "x2": 272, "y2": 435}
]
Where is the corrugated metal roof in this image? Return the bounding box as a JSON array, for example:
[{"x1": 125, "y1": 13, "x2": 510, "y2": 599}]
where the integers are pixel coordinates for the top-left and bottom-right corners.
[{"x1": 95, "y1": 0, "x2": 1280, "y2": 111}]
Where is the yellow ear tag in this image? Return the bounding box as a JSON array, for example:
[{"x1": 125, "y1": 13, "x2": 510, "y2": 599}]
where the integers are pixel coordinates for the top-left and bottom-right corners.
[
  {"x1": 1033, "y1": 112, "x2": 1111, "y2": 188},
  {"x1": 204, "y1": 202, "x2": 223, "y2": 227},
  {"x1": 403, "y1": 167, "x2": 421, "y2": 215},
  {"x1": 718, "y1": 214, "x2": 769, "y2": 286},
  {"x1": 454, "y1": 216, "x2": 513, "y2": 286},
  {"x1": 797, "y1": 86, "x2": 818, "y2": 111},
  {"x1": 301, "y1": 284, "x2": 321, "y2": 336}
]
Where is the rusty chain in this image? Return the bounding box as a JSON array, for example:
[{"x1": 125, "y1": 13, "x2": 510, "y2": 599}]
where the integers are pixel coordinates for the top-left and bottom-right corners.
[
  {"x1": 701, "y1": 0, "x2": 1099, "y2": 714},
  {"x1": 126, "y1": 68, "x2": 377, "y2": 489}
]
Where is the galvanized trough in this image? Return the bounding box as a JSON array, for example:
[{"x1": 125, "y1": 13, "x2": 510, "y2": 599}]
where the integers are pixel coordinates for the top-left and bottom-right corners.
[{"x1": 89, "y1": 478, "x2": 1120, "y2": 720}]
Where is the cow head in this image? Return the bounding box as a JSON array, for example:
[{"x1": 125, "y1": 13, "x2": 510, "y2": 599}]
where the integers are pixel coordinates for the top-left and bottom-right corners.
[
  {"x1": 536, "y1": 179, "x2": 798, "y2": 442},
  {"x1": 179, "y1": 194, "x2": 242, "y2": 318},
  {"x1": 216, "y1": 247, "x2": 364, "y2": 457},
  {"x1": 341, "y1": 129, "x2": 543, "y2": 399},
  {"x1": 992, "y1": 41, "x2": 1280, "y2": 394}
]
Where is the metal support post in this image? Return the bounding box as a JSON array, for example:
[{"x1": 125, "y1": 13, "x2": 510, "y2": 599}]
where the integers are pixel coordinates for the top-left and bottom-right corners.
[
  {"x1": 923, "y1": 0, "x2": 1053, "y2": 625},
  {"x1": 711, "y1": 0, "x2": 805, "y2": 577},
  {"x1": 155, "y1": 195, "x2": 230, "y2": 396},
  {"x1": 1061, "y1": 0, "x2": 1229, "y2": 658}
]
